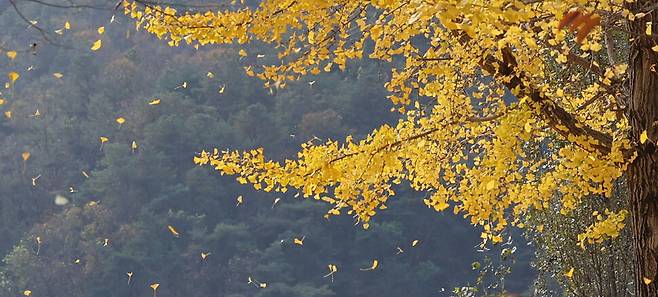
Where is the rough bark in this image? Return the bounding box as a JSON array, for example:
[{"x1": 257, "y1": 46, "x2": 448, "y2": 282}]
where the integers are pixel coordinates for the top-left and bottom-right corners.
[{"x1": 626, "y1": 2, "x2": 658, "y2": 296}]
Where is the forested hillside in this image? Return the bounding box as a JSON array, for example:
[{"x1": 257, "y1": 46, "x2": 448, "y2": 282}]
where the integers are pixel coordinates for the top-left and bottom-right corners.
[{"x1": 0, "y1": 2, "x2": 534, "y2": 296}]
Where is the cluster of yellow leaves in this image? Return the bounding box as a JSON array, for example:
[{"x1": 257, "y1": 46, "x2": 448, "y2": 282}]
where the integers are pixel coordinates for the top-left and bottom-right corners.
[
  {"x1": 577, "y1": 209, "x2": 629, "y2": 249},
  {"x1": 134, "y1": 0, "x2": 638, "y2": 237}
]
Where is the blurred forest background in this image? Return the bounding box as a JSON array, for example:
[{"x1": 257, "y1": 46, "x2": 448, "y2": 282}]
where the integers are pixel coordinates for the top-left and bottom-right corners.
[{"x1": 0, "y1": 1, "x2": 540, "y2": 296}]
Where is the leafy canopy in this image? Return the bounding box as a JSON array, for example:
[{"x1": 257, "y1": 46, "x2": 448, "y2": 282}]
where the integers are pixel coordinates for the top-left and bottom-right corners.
[{"x1": 124, "y1": 0, "x2": 637, "y2": 242}]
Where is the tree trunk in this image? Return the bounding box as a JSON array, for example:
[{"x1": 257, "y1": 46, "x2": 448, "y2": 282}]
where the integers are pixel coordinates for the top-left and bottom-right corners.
[{"x1": 627, "y1": 2, "x2": 658, "y2": 296}]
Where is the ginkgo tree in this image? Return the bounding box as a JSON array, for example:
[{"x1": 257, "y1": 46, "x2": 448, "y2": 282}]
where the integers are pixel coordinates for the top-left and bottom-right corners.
[{"x1": 123, "y1": 0, "x2": 658, "y2": 295}]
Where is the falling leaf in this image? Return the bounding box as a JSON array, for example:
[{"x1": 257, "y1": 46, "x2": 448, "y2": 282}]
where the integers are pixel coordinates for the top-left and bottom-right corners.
[
  {"x1": 239, "y1": 49, "x2": 247, "y2": 57},
  {"x1": 236, "y1": 195, "x2": 243, "y2": 206},
  {"x1": 8, "y1": 71, "x2": 20, "y2": 83},
  {"x1": 54, "y1": 194, "x2": 69, "y2": 206},
  {"x1": 150, "y1": 283, "x2": 160, "y2": 297},
  {"x1": 97, "y1": 26, "x2": 105, "y2": 34},
  {"x1": 360, "y1": 259, "x2": 379, "y2": 271},
  {"x1": 323, "y1": 264, "x2": 338, "y2": 281},
  {"x1": 91, "y1": 39, "x2": 102, "y2": 51},
  {"x1": 126, "y1": 272, "x2": 133, "y2": 284},
  {"x1": 644, "y1": 277, "x2": 653, "y2": 285},
  {"x1": 35, "y1": 236, "x2": 41, "y2": 255},
  {"x1": 31, "y1": 174, "x2": 41, "y2": 186},
  {"x1": 293, "y1": 235, "x2": 305, "y2": 246},
  {"x1": 149, "y1": 98, "x2": 161, "y2": 105},
  {"x1": 132, "y1": 140, "x2": 138, "y2": 152},
  {"x1": 245, "y1": 66, "x2": 254, "y2": 76},
  {"x1": 103, "y1": 238, "x2": 109, "y2": 246},
  {"x1": 565, "y1": 267, "x2": 574, "y2": 278},
  {"x1": 54, "y1": 29, "x2": 64, "y2": 35},
  {"x1": 0, "y1": 98, "x2": 4, "y2": 105},
  {"x1": 167, "y1": 225, "x2": 180, "y2": 237},
  {"x1": 206, "y1": 71, "x2": 214, "y2": 78},
  {"x1": 74, "y1": 258, "x2": 81, "y2": 264},
  {"x1": 182, "y1": 81, "x2": 187, "y2": 88},
  {"x1": 82, "y1": 171, "x2": 90, "y2": 178},
  {"x1": 6, "y1": 51, "x2": 17, "y2": 60},
  {"x1": 641, "y1": 130, "x2": 649, "y2": 144},
  {"x1": 22, "y1": 151, "x2": 30, "y2": 161},
  {"x1": 256, "y1": 54, "x2": 265, "y2": 58},
  {"x1": 411, "y1": 239, "x2": 420, "y2": 247},
  {"x1": 396, "y1": 246, "x2": 404, "y2": 254},
  {"x1": 64, "y1": 21, "x2": 70, "y2": 29},
  {"x1": 271, "y1": 197, "x2": 281, "y2": 208},
  {"x1": 53, "y1": 72, "x2": 64, "y2": 78},
  {"x1": 218, "y1": 85, "x2": 225, "y2": 94},
  {"x1": 4, "y1": 111, "x2": 12, "y2": 119},
  {"x1": 201, "y1": 252, "x2": 211, "y2": 260},
  {"x1": 23, "y1": 290, "x2": 32, "y2": 296},
  {"x1": 100, "y1": 137, "x2": 109, "y2": 143},
  {"x1": 116, "y1": 117, "x2": 126, "y2": 125}
]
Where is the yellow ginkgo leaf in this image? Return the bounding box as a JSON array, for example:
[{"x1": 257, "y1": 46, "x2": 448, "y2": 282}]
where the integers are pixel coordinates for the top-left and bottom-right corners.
[
  {"x1": 218, "y1": 85, "x2": 226, "y2": 94},
  {"x1": 411, "y1": 239, "x2": 420, "y2": 247},
  {"x1": 259, "y1": 282, "x2": 267, "y2": 288},
  {"x1": 116, "y1": 117, "x2": 126, "y2": 125},
  {"x1": 64, "y1": 21, "x2": 70, "y2": 29},
  {"x1": 640, "y1": 130, "x2": 649, "y2": 144},
  {"x1": 23, "y1": 290, "x2": 32, "y2": 296},
  {"x1": 236, "y1": 195, "x2": 243, "y2": 206},
  {"x1": 132, "y1": 140, "x2": 138, "y2": 152},
  {"x1": 74, "y1": 258, "x2": 81, "y2": 264},
  {"x1": 323, "y1": 264, "x2": 338, "y2": 280},
  {"x1": 150, "y1": 283, "x2": 160, "y2": 296},
  {"x1": 97, "y1": 26, "x2": 105, "y2": 34},
  {"x1": 644, "y1": 277, "x2": 653, "y2": 285},
  {"x1": 0, "y1": 98, "x2": 4, "y2": 105},
  {"x1": 91, "y1": 39, "x2": 102, "y2": 51},
  {"x1": 239, "y1": 49, "x2": 247, "y2": 57},
  {"x1": 6, "y1": 51, "x2": 17, "y2": 60},
  {"x1": 22, "y1": 151, "x2": 30, "y2": 161},
  {"x1": 167, "y1": 225, "x2": 180, "y2": 237},
  {"x1": 100, "y1": 136, "x2": 109, "y2": 143},
  {"x1": 360, "y1": 259, "x2": 379, "y2": 271},
  {"x1": 8, "y1": 71, "x2": 20, "y2": 83},
  {"x1": 201, "y1": 252, "x2": 211, "y2": 260},
  {"x1": 565, "y1": 267, "x2": 574, "y2": 278},
  {"x1": 293, "y1": 235, "x2": 305, "y2": 246},
  {"x1": 82, "y1": 171, "x2": 90, "y2": 178},
  {"x1": 206, "y1": 71, "x2": 214, "y2": 78},
  {"x1": 149, "y1": 98, "x2": 161, "y2": 105},
  {"x1": 486, "y1": 180, "x2": 496, "y2": 190},
  {"x1": 647, "y1": 22, "x2": 653, "y2": 36},
  {"x1": 653, "y1": 45, "x2": 658, "y2": 52},
  {"x1": 53, "y1": 72, "x2": 64, "y2": 78},
  {"x1": 126, "y1": 271, "x2": 133, "y2": 284},
  {"x1": 4, "y1": 111, "x2": 12, "y2": 119}
]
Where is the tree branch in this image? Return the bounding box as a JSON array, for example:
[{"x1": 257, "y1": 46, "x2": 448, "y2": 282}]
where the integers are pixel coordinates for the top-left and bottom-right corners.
[{"x1": 479, "y1": 47, "x2": 614, "y2": 155}]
